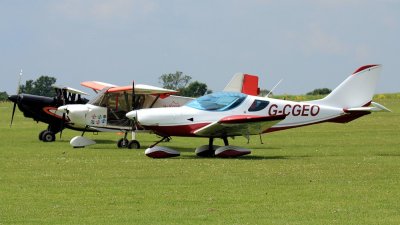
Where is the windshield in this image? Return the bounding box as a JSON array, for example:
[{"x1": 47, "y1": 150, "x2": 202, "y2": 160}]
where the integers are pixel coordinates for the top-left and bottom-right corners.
[{"x1": 186, "y1": 92, "x2": 247, "y2": 111}]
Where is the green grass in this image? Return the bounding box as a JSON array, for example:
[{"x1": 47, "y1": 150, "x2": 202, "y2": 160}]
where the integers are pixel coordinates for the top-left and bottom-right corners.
[{"x1": 1, "y1": 95, "x2": 400, "y2": 225}]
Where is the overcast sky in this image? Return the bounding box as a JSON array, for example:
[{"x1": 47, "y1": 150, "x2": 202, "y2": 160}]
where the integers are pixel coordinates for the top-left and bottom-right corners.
[{"x1": 1, "y1": 0, "x2": 399, "y2": 96}]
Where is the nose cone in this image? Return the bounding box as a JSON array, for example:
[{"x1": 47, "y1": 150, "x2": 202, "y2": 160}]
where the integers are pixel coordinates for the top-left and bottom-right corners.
[
  {"x1": 8, "y1": 95, "x2": 19, "y2": 103},
  {"x1": 126, "y1": 110, "x2": 137, "y2": 120},
  {"x1": 57, "y1": 105, "x2": 68, "y2": 112},
  {"x1": 58, "y1": 104, "x2": 89, "y2": 126}
]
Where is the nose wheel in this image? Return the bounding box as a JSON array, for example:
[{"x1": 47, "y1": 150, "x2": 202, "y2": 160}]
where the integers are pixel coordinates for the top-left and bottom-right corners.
[
  {"x1": 117, "y1": 138, "x2": 129, "y2": 148},
  {"x1": 117, "y1": 132, "x2": 141, "y2": 149},
  {"x1": 40, "y1": 130, "x2": 56, "y2": 142}
]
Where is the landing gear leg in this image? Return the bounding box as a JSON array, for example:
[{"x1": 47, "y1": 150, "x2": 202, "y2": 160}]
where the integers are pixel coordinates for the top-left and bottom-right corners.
[
  {"x1": 222, "y1": 137, "x2": 229, "y2": 146},
  {"x1": 150, "y1": 136, "x2": 170, "y2": 148},
  {"x1": 127, "y1": 131, "x2": 140, "y2": 149},
  {"x1": 209, "y1": 137, "x2": 214, "y2": 150},
  {"x1": 196, "y1": 138, "x2": 216, "y2": 157},
  {"x1": 117, "y1": 132, "x2": 129, "y2": 148}
]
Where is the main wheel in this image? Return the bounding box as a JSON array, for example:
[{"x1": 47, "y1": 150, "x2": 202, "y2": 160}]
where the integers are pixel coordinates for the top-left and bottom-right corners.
[
  {"x1": 42, "y1": 131, "x2": 56, "y2": 142},
  {"x1": 38, "y1": 130, "x2": 47, "y2": 141},
  {"x1": 127, "y1": 140, "x2": 140, "y2": 149},
  {"x1": 117, "y1": 138, "x2": 129, "y2": 148}
]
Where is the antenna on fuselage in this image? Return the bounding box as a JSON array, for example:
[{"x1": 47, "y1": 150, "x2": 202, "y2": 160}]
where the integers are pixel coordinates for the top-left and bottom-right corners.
[{"x1": 265, "y1": 79, "x2": 283, "y2": 97}]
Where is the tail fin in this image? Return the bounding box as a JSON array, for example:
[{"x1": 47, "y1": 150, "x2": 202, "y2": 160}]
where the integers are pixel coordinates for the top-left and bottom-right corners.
[
  {"x1": 224, "y1": 73, "x2": 260, "y2": 96},
  {"x1": 312, "y1": 65, "x2": 382, "y2": 109}
]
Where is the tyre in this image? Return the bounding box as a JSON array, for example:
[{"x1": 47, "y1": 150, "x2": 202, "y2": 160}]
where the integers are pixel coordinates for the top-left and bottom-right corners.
[
  {"x1": 127, "y1": 140, "x2": 140, "y2": 149},
  {"x1": 117, "y1": 138, "x2": 129, "y2": 148},
  {"x1": 42, "y1": 131, "x2": 56, "y2": 142},
  {"x1": 38, "y1": 130, "x2": 47, "y2": 141}
]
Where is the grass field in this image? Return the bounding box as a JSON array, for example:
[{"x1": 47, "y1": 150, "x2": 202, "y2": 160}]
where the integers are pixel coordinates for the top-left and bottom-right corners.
[{"x1": 1, "y1": 95, "x2": 399, "y2": 225}]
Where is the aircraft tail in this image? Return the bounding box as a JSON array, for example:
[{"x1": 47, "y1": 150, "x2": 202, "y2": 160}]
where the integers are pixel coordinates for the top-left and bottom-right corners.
[
  {"x1": 312, "y1": 65, "x2": 382, "y2": 109},
  {"x1": 223, "y1": 73, "x2": 260, "y2": 96}
]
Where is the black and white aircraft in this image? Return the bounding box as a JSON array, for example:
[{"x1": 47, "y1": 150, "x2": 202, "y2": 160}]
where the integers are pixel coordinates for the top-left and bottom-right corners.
[{"x1": 9, "y1": 86, "x2": 89, "y2": 142}]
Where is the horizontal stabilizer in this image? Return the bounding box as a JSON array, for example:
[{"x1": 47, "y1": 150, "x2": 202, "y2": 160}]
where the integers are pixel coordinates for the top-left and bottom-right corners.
[{"x1": 345, "y1": 102, "x2": 391, "y2": 113}]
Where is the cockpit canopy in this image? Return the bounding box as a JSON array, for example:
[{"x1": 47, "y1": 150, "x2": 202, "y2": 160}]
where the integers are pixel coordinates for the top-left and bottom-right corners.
[{"x1": 186, "y1": 92, "x2": 247, "y2": 111}]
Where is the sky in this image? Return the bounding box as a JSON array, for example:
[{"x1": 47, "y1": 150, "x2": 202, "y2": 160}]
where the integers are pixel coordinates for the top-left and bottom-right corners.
[{"x1": 1, "y1": 0, "x2": 399, "y2": 96}]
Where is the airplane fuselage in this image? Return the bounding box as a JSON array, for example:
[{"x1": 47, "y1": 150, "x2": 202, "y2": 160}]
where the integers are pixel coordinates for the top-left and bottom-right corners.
[{"x1": 129, "y1": 94, "x2": 350, "y2": 138}]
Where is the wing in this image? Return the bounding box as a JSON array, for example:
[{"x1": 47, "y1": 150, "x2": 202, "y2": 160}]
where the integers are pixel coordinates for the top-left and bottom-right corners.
[
  {"x1": 52, "y1": 85, "x2": 89, "y2": 95},
  {"x1": 107, "y1": 84, "x2": 178, "y2": 95},
  {"x1": 81, "y1": 81, "x2": 118, "y2": 92},
  {"x1": 81, "y1": 81, "x2": 178, "y2": 95},
  {"x1": 194, "y1": 114, "x2": 286, "y2": 137}
]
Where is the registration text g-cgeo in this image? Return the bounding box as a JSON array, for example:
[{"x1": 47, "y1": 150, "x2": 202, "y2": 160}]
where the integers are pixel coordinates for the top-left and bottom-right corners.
[{"x1": 268, "y1": 104, "x2": 320, "y2": 116}]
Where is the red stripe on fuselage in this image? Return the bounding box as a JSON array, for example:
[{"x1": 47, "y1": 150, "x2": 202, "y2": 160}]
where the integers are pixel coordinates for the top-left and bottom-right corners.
[{"x1": 43, "y1": 106, "x2": 64, "y2": 120}]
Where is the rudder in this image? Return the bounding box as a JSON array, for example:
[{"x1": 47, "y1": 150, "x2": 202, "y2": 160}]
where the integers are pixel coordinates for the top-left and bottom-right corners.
[{"x1": 312, "y1": 65, "x2": 382, "y2": 109}]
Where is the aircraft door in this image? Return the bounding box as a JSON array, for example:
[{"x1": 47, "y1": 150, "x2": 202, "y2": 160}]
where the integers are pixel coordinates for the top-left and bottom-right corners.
[{"x1": 85, "y1": 106, "x2": 108, "y2": 127}]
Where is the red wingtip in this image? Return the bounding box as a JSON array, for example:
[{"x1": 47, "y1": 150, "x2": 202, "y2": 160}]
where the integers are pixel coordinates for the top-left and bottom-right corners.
[{"x1": 352, "y1": 65, "x2": 379, "y2": 75}]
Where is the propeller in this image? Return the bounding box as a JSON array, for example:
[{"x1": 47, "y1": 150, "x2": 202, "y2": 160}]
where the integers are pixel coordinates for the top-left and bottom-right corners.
[
  {"x1": 10, "y1": 70, "x2": 23, "y2": 128},
  {"x1": 10, "y1": 102, "x2": 17, "y2": 127},
  {"x1": 130, "y1": 80, "x2": 140, "y2": 133},
  {"x1": 8, "y1": 95, "x2": 19, "y2": 127},
  {"x1": 58, "y1": 105, "x2": 70, "y2": 139},
  {"x1": 59, "y1": 111, "x2": 66, "y2": 139},
  {"x1": 131, "y1": 80, "x2": 136, "y2": 110}
]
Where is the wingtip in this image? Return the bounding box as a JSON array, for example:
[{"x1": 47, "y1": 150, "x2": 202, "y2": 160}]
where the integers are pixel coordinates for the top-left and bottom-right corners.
[{"x1": 352, "y1": 64, "x2": 381, "y2": 75}]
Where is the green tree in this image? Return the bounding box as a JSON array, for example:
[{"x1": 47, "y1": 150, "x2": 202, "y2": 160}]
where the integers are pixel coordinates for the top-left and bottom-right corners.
[
  {"x1": 19, "y1": 76, "x2": 57, "y2": 97},
  {"x1": 19, "y1": 80, "x2": 34, "y2": 94},
  {"x1": 180, "y1": 81, "x2": 208, "y2": 97},
  {"x1": 0, "y1": 91, "x2": 8, "y2": 101},
  {"x1": 306, "y1": 88, "x2": 332, "y2": 96},
  {"x1": 159, "y1": 71, "x2": 191, "y2": 90}
]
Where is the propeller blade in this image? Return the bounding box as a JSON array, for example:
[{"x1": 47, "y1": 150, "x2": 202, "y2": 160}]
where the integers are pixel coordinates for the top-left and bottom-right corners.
[
  {"x1": 59, "y1": 112, "x2": 66, "y2": 139},
  {"x1": 10, "y1": 102, "x2": 16, "y2": 127},
  {"x1": 131, "y1": 80, "x2": 139, "y2": 131},
  {"x1": 131, "y1": 80, "x2": 135, "y2": 110}
]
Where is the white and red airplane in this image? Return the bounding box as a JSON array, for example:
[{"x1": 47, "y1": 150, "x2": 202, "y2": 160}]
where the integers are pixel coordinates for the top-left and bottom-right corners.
[
  {"x1": 58, "y1": 73, "x2": 259, "y2": 148},
  {"x1": 126, "y1": 65, "x2": 391, "y2": 158}
]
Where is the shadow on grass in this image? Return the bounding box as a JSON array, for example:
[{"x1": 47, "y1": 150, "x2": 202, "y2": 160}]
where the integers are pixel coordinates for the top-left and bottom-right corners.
[
  {"x1": 56, "y1": 139, "x2": 122, "y2": 148},
  {"x1": 179, "y1": 155, "x2": 291, "y2": 160},
  {"x1": 376, "y1": 153, "x2": 400, "y2": 157},
  {"x1": 155, "y1": 154, "x2": 313, "y2": 161},
  {"x1": 150, "y1": 145, "x2": 283, "y2": 152},
  {"x1": 92, "y1": 139, "x2": 119, "y2": 144},
  {"x1": 57, "y1": 139, "x2": 121, "y2": 145}
]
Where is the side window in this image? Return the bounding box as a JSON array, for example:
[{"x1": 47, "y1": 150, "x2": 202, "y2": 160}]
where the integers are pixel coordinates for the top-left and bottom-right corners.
[{"x1": 248, "y1": 100, "x2": 269, "y2": 112}]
